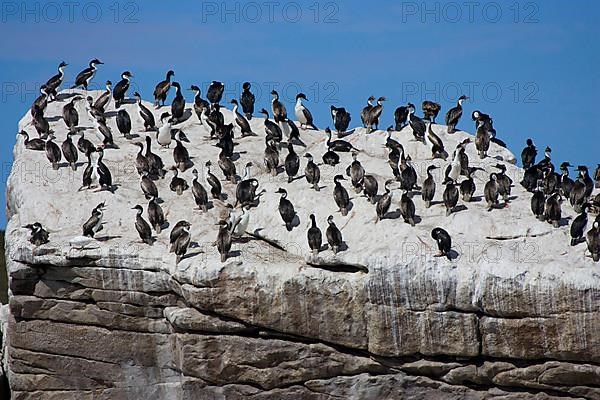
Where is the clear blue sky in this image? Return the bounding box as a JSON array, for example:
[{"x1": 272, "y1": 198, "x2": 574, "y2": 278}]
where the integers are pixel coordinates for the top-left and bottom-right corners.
[{"x1": 1, "y1": 0, "x2": 599, "y2": 227}]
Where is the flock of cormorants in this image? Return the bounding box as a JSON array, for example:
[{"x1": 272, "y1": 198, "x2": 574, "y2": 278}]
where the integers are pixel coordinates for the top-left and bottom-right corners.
[{"x1": 19, "y1": 60, "x2": 600, "y2": 263}]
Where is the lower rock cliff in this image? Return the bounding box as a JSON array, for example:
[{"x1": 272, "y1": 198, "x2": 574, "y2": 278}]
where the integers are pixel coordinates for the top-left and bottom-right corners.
[{"x1": 3, "y1": 91, "x2": 600, "y2": 399}]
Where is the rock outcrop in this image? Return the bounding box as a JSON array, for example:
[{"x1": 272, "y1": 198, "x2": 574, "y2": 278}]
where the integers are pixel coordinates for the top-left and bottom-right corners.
[{"x1": 3, "y1": 90, "x2": 600, "y2": 399}]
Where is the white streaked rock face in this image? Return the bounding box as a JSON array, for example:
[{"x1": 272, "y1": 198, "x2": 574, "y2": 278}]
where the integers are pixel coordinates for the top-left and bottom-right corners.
[{"x1": 2, "y1": 89, "x2": 599, "y2": 399}]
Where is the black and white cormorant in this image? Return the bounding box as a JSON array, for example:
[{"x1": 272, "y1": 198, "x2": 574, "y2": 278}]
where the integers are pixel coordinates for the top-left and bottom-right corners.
[
  {"x1": 326, "y1": 216, "x2": 343, "y2": 254},
  {"x1": 422, "y1": 101, "x2": 441, "y2": 123},
  {"x1": 116, "y1": 109, "x2": 132, "y2": 139},
  {"x1": 72, "y1": 59, "x2": 103, "y2": 90},
  {"x1": 82, "y1": 202, "x2": 105, "y2": 238},
  {"x1": 361, "y1": 96, "x2": 375, "y2": 128},
  {"x1": 24, "y1": 222, "x2": 50, "y2": 246},
  {"x1": 240, "y1": 82, "x2": 255, "y2": 120},
  {"x1": 475, "y1": 119, "x2": 491, "y2": 159},
  {"x1": 113, "y1": 71, "x2": 133, "y2": 108},
  {"x1": 170, "y1": 221, "x2": 188, "y2": 252},
  {"x1": 192, "y1": 169, "x2": 209, "y2": 212},
  {"x1": 394, "y1": 105, "x2": 409, "y2": 131},
  {"x1": 62, "y1": 96, "x2": 81, "y2": 132},
  {"x1": 531, "y1": 180, "x2": 546, "y2": 220},
  {"x1": 18, "y1": 130, "x2": 45, "y2": 151},
  {"x1": 153, "y1": 70, "x2": 174, "y2": 108},
  {"x1": 484, "y1": 173, "x2": 500, "y2": 211},
  {"x1": 494, "y1": 164, "x2": 513, "y2": 204},
  {"x1": 140, "y1": 171, "x2": 159, "y2": 199},
  {"x1": 521, "y1": 139, "x2": 537, "y2": 169},
  {"x1": 45, "y1": 134, "x2": 61, "y2": 170},
  {"x1": 544, "y1": 192, "x2": 563, "y2": 228},
  {"x1": 422, "y1": 165, "x2": 438, "y2": 208},
  {"x1": 425, "y1": 121, "x2": 446, "y2": 160},
  {"x1": 276, "y1": 188, "x2": 296, "y2": 231},
  {"x1": 32, "y1": 105, "x2": 51, "y2": 138},
  {"x1": 304, "y1": 153, "x2": 320, "y2": 191},
  {"x1": 61, "y1": 132, "x2": 78, "y2": 171},
  {"x1": 443, "y1": 179, "x2": 459, "y2": 216},
  {"x1": 86, "y1": 96, "x2": 106, "y2": 125},
  {"x1": 94, "y1": 80, "x2": 112, "y2": 112},
  {"x1": 322, "y1": 146, "x2": 340, "y2": 166},
  {"x1": 230, "y1": 99, "x2": 253, "y2": 136},
  {"x1": 31, "y1": 85, "x2": 49, "y2": 116},
  {"x1": 346, "y1": 152, "x2": 365, "y2": 193},
  {"x1": 431, "y1": 228, "x2": 452, "y2": 259},
  {"x1": 207, "y1": 81, "x2": 225, "y2": 105},
  {"x1": 570, "y1": 203, "x2": 590, "y2": 246},
  {"x1": 333, "y1": 175, "x2": 350, "y2": 216},
  {"x1": 285, "y1": 142, "x2": 300, "y2": 183},
  {"x1": 407, "y1": 103, "x2": 426, "y2": 142},
  {"x1": 95, "y1": 147, "x2": 113, "y2": 192},
  {"x1": 148, "y1": 196, "x2": 165, "y2": 234},
  {"x1": 145, "y1": 136, "x2": 165, "y2": 178},
  {"x1": 587, "y1": 221, "x2": 600, "y2": 262},
  {"x1": 77, "y1": 131, "x2": 94, "y2": 156},
  {"x1": 173, "y1": 130, "x2": 191, "y2": 172},
  {"x1": 170, "y1": 82, "x2": 185, "y2": 123},
  {"x1": 260, "y1": 108, "x2": 283, "y2": 144},
  {"x1": 400, "y1": 153, "x2": 419, "y2": 192},
  {"x1": 218, "y1": 148, "x2": 237, "y2": 184},
  {"x1": 132, "y1": 205, "x2": 153, "y2": 245},
  {"x1": 133, "y1": 142, "x2": 149, "y2": 175},
  {"x1": 580, "y1": 165, "x2": 594, "y2": 199},
  {"x1": 365, "y1": 97, "x2": 386, "y2": 133},
  {"x1": 460, "y1": 167, "x2": 483, "y2": 202},
  {"x1": 44, "y1": 61, "x2": 67, "y2": 100},
  {"x1": 235, "y1": 162, "x2": 259, "y2": 208},
  {"x1": 206, "y1": 161, "x2": 222, "y2": 199},
  {"x1": 170, "y1": 167, "x2": 189, "y2": 195},
  {"x1": 208, "y1": 104, "x2": 225, "y2": 138},
  {"x1": 173, "y1": 221, "x2": 191, "y2": 264},
  {"x1": 445, "y1": 95, "x2": 468, "y2": 133},
  {"x1": 270, "y1": 90, "x2": 287, "y2": 122},
  {"x1": 362, "y1": 175, "x2": 378, "y2": 204},
  {"x1": 216, "y1": 219, "x2": 232, "y2": 262},
  {"x1": 385, "y1": 126, "x2": 402, "y2": 150},
  {"x1": 294, "y1": 93, "x2": 317, "y2": 130},
  {"x1": 400, "y1": 190, "x2": 416, "y2": 226},
  {"x1": 326, "y1": 127, "x2": 359, "y2": 152},
  {"x1": 264, "y1": 139, "x2": 280, "y2": 177},
  {"x1": 330, "y1": 105, "x2": 351, "y2": 136},
  {"x1": 307, "y1": 214, "x2": 322, "y2": 256},
  {"x1": 189, "y1": 85, "x2": 210, "y2": 123},
  {"x1": 156, "y1": 112, "x2": 173, "y2": 148},
  {"x1": 376, "y1": 180, "x2": 393, "y2": 223}
]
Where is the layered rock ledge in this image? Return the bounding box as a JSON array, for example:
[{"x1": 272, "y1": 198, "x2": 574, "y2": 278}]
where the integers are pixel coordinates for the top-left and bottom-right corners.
[{"x1": 3, "y1": 90, "x2": 600, "y2": 399}]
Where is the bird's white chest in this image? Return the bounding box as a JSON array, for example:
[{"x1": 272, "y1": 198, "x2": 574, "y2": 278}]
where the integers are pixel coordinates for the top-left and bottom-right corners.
[
  {"x1": 157, "y1": 124, "x2": 171, "y2": 145},
  {"x1": 295, "y1": 104, "x2": 306, "y2": 123}
]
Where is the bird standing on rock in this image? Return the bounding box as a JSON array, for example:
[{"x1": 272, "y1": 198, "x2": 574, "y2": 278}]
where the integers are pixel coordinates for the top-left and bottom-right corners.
[
  {"x1": 154, "y1": 70, "x2": 174, "y2": 108},
  {"x1": 446, "y1": 95, "x2": 468, "y2": 133},
  {"x1": 307, "y1": 214, "x2": 322, "y2": 256},
  {"x1": 132, "y1": 205, "x2": 153, "y2": 245},
  {"x1": 24, "y1": 222, "x2": 50, "y2": 246},
  {"x1": 431, "y1": 228, "x2": 452, "y2": 259}
]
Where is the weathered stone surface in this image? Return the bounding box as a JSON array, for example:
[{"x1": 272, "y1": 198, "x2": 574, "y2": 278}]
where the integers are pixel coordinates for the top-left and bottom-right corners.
[
  {"x1": 10, "y1": 295, "x2": 169, "y2": 333},
  {"x1": 481, "y1": 315, "x2": 600, "y2": 362},
  {"x1": 4, "y1": 90, "x2": 600, "y2": 399},
  {"x1": 171, "y1": 334, "x2": 386, "y2": 390},
  {"x1": 366, "y1": 306, "x2": 480, "y2": 357}
]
